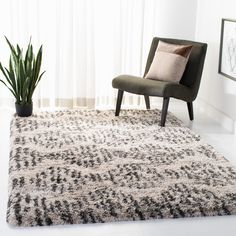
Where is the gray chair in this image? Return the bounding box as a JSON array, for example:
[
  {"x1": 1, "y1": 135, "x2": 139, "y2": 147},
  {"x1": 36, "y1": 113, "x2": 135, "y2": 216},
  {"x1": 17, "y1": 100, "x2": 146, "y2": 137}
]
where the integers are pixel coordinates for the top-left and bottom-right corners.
[{"x1": 112, "y1": 37, "x2": 207, "y2": 126}]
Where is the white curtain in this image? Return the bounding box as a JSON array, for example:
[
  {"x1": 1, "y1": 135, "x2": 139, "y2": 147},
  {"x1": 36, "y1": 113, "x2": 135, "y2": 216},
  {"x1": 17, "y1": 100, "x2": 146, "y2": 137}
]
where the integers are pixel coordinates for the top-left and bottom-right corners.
[{"x1": 0, "y1": 0, "x2": 159, "y2": 109}]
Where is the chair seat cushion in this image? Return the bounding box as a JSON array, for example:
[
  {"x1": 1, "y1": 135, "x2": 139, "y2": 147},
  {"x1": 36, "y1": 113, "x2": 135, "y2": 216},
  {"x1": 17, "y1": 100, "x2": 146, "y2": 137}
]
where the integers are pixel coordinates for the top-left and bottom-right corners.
[{"x1": 112, "y1": 74, "x2": 193, "y2": 101}]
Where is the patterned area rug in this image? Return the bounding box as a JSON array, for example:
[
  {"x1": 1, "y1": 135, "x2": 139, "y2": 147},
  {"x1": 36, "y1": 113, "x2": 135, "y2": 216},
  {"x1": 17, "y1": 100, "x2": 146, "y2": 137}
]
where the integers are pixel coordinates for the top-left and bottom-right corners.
[{"x1": 7, "y1": 109, "x2": 236, "y2": 227}]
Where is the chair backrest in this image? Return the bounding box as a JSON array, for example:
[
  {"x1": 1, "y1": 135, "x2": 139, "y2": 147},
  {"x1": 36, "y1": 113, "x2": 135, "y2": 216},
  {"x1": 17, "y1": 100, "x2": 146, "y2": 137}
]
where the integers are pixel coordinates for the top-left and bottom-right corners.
[{"x1": 143, "y1": 37, "x2": 207, "y2": 99}]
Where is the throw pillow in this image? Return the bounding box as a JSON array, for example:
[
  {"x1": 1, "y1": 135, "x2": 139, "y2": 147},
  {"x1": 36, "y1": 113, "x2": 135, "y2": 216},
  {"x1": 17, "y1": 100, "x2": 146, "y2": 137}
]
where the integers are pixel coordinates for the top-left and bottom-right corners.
[{"x1": 145, "y1": 40, "x2": 193, "y2": 83}]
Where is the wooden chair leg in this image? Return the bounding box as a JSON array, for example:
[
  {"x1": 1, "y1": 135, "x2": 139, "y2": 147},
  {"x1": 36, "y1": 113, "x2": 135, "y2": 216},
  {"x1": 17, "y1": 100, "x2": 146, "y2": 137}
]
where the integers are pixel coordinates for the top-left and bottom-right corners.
[
  {"x1": 187, "y1": 102, "x2": 194, "y2": 121},
  {"x1": 115, "y1": 90, "x2": 124, "y2": 116},
  {"x1": 160, "y1": 97, "x2": 170, "y2": 127},
  {"x1": 144, "y1": 95, "x2": 150, "y2": 110}
]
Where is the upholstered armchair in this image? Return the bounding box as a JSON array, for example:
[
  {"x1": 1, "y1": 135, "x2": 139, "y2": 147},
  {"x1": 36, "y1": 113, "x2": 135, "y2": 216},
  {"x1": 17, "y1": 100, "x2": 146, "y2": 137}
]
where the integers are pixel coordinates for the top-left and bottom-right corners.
[{"x1": 112, "y1": 37, "x2": 207, "y2": 126}]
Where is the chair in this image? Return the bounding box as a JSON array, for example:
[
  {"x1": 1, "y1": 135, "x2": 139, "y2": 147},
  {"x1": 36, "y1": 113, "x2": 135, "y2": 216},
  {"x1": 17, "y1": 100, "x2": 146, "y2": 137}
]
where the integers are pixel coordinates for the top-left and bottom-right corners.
[{"x1": 112, "y1": 37, "x2": 207, "y2": 126}]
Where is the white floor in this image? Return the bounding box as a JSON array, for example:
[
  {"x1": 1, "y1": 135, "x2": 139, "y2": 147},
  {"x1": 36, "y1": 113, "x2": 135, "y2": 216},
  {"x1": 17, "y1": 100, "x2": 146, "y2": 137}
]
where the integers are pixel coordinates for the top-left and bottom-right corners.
[{"x1": 0, "y1": 105, "x2": 236, "y2": 236}]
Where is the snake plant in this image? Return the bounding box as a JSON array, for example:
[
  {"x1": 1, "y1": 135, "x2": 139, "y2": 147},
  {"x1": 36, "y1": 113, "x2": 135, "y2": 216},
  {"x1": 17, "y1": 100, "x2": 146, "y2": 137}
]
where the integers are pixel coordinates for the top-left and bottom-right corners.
[{"x1": 0, "y1": 37, "x2": 45, "y2": 105}]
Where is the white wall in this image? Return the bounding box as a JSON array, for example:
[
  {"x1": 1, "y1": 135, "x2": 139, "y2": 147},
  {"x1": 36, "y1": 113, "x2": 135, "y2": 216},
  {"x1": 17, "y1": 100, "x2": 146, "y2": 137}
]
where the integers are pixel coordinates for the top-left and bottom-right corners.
[
  {"x1": 152, "y1": 0, "x2": 197, "y2": 40},
  {"x1": 195, "y1": 0, "x2": 236, "y2": 124}
]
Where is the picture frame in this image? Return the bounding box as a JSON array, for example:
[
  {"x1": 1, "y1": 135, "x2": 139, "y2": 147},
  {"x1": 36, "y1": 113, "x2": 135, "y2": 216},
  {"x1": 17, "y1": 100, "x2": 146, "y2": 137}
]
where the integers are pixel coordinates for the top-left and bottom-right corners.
[{"x1": 219, "y1": 18, "x2": 236, "y2": 81}]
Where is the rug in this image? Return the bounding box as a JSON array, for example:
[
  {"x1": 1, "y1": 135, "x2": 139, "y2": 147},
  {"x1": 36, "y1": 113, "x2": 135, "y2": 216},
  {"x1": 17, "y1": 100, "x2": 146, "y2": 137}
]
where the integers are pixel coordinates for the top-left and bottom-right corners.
[{"x1": 7, "y1": 109, "x2": 236, "y2": 227}]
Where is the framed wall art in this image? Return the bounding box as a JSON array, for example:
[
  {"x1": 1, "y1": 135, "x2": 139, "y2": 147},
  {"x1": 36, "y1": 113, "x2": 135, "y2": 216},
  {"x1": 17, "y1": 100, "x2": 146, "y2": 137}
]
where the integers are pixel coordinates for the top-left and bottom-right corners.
[{"x1": 219, "y1": 18, "x2": 236, "y2": 81}]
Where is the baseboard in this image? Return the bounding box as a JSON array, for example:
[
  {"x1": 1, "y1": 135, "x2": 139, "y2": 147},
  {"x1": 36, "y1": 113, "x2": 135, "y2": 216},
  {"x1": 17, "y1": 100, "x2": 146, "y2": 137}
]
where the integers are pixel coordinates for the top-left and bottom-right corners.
[{"x1": 195, "y1": 98, "x2": 235, "y2": 133}]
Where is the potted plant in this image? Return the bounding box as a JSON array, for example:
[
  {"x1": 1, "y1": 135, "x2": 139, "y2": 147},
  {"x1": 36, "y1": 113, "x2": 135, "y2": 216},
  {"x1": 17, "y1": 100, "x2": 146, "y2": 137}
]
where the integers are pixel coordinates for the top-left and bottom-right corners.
[{"x1": 0, "y1": 37, "x2": 45, "y2": 117}]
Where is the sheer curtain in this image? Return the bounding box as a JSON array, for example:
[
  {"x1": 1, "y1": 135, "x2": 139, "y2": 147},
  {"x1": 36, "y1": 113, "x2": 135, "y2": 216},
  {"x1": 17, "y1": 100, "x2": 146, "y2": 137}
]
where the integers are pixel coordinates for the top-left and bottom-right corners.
[{"x1": 0, "y1": 0, "x2": 158, "y2": 109}]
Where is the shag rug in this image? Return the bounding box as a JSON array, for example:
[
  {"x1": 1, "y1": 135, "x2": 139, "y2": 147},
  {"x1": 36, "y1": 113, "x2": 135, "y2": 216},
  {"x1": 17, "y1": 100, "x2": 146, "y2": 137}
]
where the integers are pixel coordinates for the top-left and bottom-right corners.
[{"x1": 7, "y1": 109, "x2": 236, "y2": 227}]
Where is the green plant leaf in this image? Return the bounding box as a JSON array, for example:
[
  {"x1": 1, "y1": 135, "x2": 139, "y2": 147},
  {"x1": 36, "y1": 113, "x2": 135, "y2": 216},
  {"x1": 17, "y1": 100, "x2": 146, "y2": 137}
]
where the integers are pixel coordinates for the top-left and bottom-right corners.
[
  {"x1": 9, "y1": 57, "x2": 17, "y2": 92},
  {"x1": 4, "y1": 67, "x2": 16, "y2": 89},
  {"x1": 18, "y1": 58, "x2": 27, "y2": 101},
  {"x1": 0, "y1": 62, "x2": 10, "y2": 82},
  {"x1": 0, "y1": 79, "x2": 17, "y2": 100},
  {"x1": 34, "y1": 45, "x2": 42, "y2": 80},
  {"x1": 35, "y1": 70, "x2": 45, "y2": 87},
  {"x1": 4, "y1": 36, "x2": 17, "y2": 58},
  {"x1": 0, "y1": 63, "x2": 16, "y2": 94},
  {"x1": 22, "y1": 77, "x2": 30, "y2": 103},
  {"x1": 29, "y1": 70, "x2": 45, "y2": 100},
  {"x1": 16, "y1": 44, "x2": 22, "y2": 58}
]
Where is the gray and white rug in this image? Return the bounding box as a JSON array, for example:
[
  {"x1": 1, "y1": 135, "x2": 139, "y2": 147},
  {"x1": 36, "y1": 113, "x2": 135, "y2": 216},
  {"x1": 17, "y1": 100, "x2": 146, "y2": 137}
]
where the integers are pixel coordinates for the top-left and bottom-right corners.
[{"x1": 7, "y1": 109, "x2": 236, "y2": 227}]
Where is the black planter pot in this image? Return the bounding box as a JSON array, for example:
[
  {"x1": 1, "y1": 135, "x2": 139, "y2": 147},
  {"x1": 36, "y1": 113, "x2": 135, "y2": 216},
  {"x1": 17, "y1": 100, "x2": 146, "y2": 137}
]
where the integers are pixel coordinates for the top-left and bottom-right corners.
[{"x1": 15, "y1": 103, "x2": 33, "y2": 117}]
